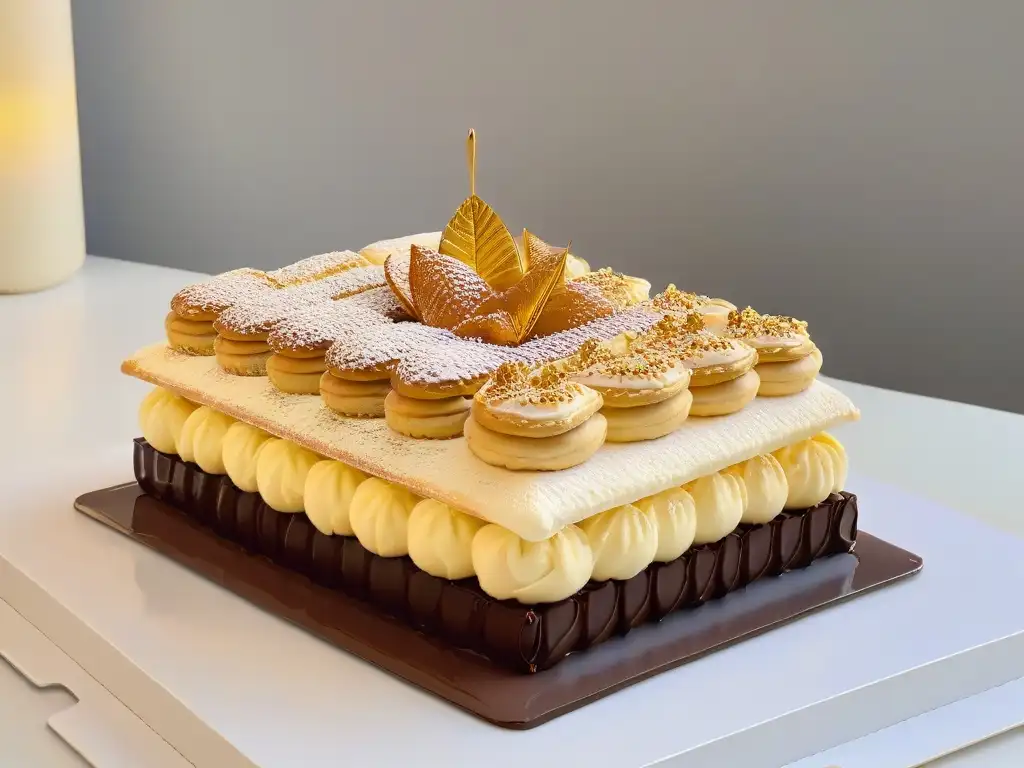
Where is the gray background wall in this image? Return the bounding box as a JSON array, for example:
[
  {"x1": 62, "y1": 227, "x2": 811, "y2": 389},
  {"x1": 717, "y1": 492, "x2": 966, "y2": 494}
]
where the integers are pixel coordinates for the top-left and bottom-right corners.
[{"x1": 71, "y1": 1, "x2": 1024, "y2": 413}]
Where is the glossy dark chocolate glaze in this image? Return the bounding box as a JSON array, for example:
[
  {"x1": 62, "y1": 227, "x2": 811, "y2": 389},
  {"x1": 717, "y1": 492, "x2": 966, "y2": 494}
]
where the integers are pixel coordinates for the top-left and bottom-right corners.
[
  {"x1": 76, "y1": 467, "x2": 922, "y2": 728},
  {"x1": 132, "y1": 438, "x2": 858, "y2": 672}
]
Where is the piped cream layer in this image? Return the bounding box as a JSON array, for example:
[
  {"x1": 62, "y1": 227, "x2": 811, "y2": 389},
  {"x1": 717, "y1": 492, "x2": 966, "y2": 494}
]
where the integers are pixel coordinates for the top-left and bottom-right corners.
[{"x1": 126, "y1": 343, "x2": 858, "y2": 541}]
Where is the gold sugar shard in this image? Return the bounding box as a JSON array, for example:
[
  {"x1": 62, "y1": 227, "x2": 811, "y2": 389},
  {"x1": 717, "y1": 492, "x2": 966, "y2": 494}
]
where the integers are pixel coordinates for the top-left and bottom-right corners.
[{"x1": 439, "y1": 194, "x2": 526, "y2": 292}]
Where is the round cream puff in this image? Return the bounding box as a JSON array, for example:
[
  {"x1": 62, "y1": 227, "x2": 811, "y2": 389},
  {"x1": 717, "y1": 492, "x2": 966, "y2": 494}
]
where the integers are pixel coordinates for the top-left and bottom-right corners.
[
  {"x1": 384, "y1": 390, "x2": 471, "y2": 439},
  {"x1": 466, "y1": 361, "x2": 607, "y2": 470},
  {"x1": 723, "y1": 307, "x2": 822, "y2": 396},
  {"x1": 676, "y1": 332, "x2": 759, "y2": 416},
  {"x1": 571, "y1": 337, "x2": 694, "y2": 441},
  {"x1": 464, "y1": 412, "x2": 608, "y2": 471},
  {"x1": 266, "y1": 352, "x2": 327, "y2": 395},
  {"x1": 321, "y1": 370, "x2": 391, "y2": 418},
  {"x1": 648, "y1": 284, "x2": 737, "y2": 333}
]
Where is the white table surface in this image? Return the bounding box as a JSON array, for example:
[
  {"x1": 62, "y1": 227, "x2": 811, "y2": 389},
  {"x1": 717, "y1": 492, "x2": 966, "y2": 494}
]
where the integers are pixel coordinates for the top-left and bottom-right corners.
[{"x1": 2, "y1": 256, "x2": 1023, "y2": 767}]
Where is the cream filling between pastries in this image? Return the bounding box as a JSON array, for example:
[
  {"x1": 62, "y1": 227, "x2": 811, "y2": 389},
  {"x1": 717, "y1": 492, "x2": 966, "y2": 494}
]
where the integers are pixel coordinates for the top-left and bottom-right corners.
[
  {"x1": 407, "y1": 499, "x2": 485, "y2": 580},
  {"x1": 464, "y1": 412, "x2": 608, "y2": 471},
  {"x1": 348, "y1": 477, "x2": 421, "y2": 557},
  {"x1": 177, "y1": 406, "x2": 235, "y2": 474},
  {"x1": 214, "y1": 336, "x2": 273, "y2": 376},
  {"x1": 689, "y1": 370, "x2": 760, "y2": 417},
  {"x1": 384, "y1": 391, "x2": 471, "y2": 439},
  {"x1": 221, "y1": 422, "x2": 275, "y2": 492},
  {"x1": 757, "y1": 347, "x2": 823, "y2": 397},
  {"x1": 165, "y1": 312, "x2": 216, "y2": 355},
  {"x1": 321, "y1": 371, "x2": 391, "y2": 417},
  {"x1": 725, "y1": 454, "x2": 788, "y2": 525},
  {"x1": 686, "y1": 471, "x2": 747, "y2": 545},
  {"x1": 138, "y1": 387, "x2": 849, "y2": 603},
  {"x1": 139, "y1": 388, "x2": 198, "y2": 454},
  {"x1": 602, "y1": 388, "x2": 693, "y2": 443},
  {"x1": 266, "y1": 353, "x2": 327, "y2": 395},
  {"x1": 255, "y1": 438, "x2": 322, "y2": 513},
  {"x1": 635, "y1": 487, "x2": 697, "y2": 563},
  {"x1": 304, "y1": 459, "x2": 367, "y2": 536},
  {"x1": 471, "y1": 386, "x2": 603, "y2": 438}
]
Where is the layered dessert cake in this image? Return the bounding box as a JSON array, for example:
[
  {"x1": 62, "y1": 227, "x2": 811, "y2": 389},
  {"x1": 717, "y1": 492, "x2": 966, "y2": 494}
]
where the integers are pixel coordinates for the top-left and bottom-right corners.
[{"x1": 123, "y1": 132, "x2": 860, "y2": 673}]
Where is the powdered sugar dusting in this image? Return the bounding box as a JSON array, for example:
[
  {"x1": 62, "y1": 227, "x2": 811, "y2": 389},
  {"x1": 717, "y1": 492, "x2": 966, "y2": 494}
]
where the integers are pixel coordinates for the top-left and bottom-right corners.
[
  {"x1": 327, "y1": 323, "x2": 455, "y2": 371},
  {"x1": 215, "y1": 292, "x2": 298, "y2": 336},
  {"x1": 216, "y1": 267, "x2": 385, "y2": 337},
  {"x1": 410, "y1": 250, "x2": 495, "y2": 327},
  {"x1": 396, "y1": 341, "x2": 525, "y2": 386},
  {"x1": 341, "y1": 284, "x2": 410, "y2": 320},
  {"x1": 323, "y1": 266, "x2": 386, "y2": 298},
  {"x1": 322, "y1": 305, "x2": 658, "y2": 386},
  {"x1": 266, "y1": 250, "x2": 365, "y2": 285},
  {"x1": 519, "y1": 307, "x2": 659, "y2": 359},
  {"x1": 268, "y1": 287, "x2": 401, "y2": 353},
  {"x1": 170, "y1": 269, "x2": 275, "y2": 317}
]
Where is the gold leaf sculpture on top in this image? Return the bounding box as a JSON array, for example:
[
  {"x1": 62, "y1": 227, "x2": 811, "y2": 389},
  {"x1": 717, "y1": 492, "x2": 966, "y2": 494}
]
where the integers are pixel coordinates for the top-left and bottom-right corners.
[
  {"x1": 439, "y1": 130, "x2": 528, "y2": 292},
  {"x1": 439, "y1": 194, "x2": 524, "y2": 291},
  {"x1": 470, "y1": 237, "x2": 568, "y2": 343},
  {"x1": 383, "y1": 130, "x2": 630, "y2": 346}
]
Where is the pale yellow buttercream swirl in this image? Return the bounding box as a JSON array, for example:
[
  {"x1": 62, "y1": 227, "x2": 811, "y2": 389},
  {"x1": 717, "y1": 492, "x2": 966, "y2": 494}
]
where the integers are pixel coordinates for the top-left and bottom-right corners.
[
  {"x1": 178, "y1": 406, "x2": 235, "y2": 474},
  {"x1": 348, "y1": 478, "x2": 420, "y2": 557},
  {"x1": 686, "y1": 471, "x2": 747, "y2": 545},
  {"x1": 221, "y1": 422, "x2": 274, "y2": 493},
  {"x1": 472, "y1": 524, "x2": 593, "y2": 603},
  {"x1": 725, "y1": 454, "x2": 788, "y2": 525},
  {"x1": 580, "y1": 504, "x2": 658, "y2": 581},
  {"x1": 303, "y1": 459, "x2": 367, "y2": 536},
  {"x1": 255, "y1": 439, "x2": 321, "y2": 513},
  {"x1": 635, "y1": 486, "x2": 697, "y2": 562},
  {"x1": 407, "y1": 499, "x2": 484, "y2": 580},
  {"x1": 138, "y1": 387, "x2": 197, "y2": 455},
  {"x1": 773, "y1": 432, "x2": 847, "y2": 509}
]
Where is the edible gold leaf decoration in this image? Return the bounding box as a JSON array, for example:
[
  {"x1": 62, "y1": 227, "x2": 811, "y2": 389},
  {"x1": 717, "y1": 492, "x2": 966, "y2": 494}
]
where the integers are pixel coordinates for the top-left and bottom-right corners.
[
  {"x1": 521, "y1": 229, "x2": 570, "y2": 300},
  {"x1": 474, "y1": 247, "x2": 567, "y2": 344},
  {"x1": 408, "y1": 245, "x2": 495, "y2": 330},
  {"x1": 452, "y1": 310, "x2": 517, "y2": 345},
  {"x1": 438, "y1": 130, "x2": 525, "y2": 291},
  {"x1": 530, "y1": 281, "x2": 616, "y2": 339},
  {"x1": 439, "y1": 194, "x2": 524, "y2": 292},
  {"x1": 521, "y1": 229, "x2": 564, "y2": 271},
  {"x1": 384, "y1": 254, "x2": 420, "y2": 320},
  {"x1": 375, "y1": 130, "x2": 621, "y2": 346}
]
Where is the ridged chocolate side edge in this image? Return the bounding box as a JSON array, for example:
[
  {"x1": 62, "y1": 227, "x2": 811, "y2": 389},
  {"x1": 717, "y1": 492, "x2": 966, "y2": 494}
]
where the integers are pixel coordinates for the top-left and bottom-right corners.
[{"x1": 133, "y1": 438, "x2": 858, "y2": 673}]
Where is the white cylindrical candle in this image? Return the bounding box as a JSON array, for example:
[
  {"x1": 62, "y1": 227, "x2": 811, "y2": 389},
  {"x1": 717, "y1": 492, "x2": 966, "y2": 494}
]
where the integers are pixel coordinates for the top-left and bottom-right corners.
[{"x1": 0, "y1": 0, "x2": 86, "y2": 293}]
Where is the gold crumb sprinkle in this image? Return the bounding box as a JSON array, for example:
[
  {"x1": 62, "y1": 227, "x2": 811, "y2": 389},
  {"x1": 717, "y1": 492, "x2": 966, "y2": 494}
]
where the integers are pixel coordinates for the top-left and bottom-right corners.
[
  {"x1": 481, "y1": 360, "x2": 581, "y2": 406},
  {"x1": 726, "y1": 306, "x2": 808, "y2": 340},
  {"x1": 570, "y1": 314, "x2": 713, "y2": 380},
  {"x1": 649, "y1": 284, "x2": 710, "y2": 313},
  {"x1": 574, "y1": 268, "x2": 638, "y2": 309}
]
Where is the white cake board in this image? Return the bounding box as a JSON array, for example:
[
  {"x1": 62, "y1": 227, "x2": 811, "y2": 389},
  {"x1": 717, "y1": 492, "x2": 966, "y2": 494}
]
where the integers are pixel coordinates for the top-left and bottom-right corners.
[
  {"x1": 0, "y1": 599, "x2": 190, "y2": 768},
  {"x1": 2, "y1": 461, "x2": 1024, "y2": 768},
  {"x1": 784, "y1": 676, "x2": 1024, "y2": 768}
]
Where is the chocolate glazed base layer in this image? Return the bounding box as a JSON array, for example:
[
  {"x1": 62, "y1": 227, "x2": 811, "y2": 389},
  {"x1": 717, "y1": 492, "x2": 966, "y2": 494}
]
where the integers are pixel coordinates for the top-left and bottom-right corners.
[
  {"x1": 131, "y1": 440, "x2": 857, "y2": 672},
  {"x1": 73, "y1": 444, "x2": 923, "y2": 729}
]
